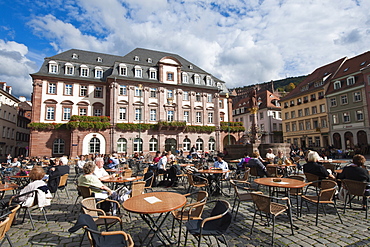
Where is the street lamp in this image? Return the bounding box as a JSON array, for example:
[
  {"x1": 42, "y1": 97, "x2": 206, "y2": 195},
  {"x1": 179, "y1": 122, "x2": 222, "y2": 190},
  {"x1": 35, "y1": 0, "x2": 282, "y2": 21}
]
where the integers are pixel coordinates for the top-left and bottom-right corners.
[{"x1": 138, "y1": 84, "x2": 143, "y2": 153}]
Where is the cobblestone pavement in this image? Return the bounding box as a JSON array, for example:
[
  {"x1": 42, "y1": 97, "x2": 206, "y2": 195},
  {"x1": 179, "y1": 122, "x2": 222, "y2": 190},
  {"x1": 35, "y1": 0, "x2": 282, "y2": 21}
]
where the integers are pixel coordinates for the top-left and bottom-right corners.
[{"x1": 2, "y1": 161, "x2": 370, "y2": 247}]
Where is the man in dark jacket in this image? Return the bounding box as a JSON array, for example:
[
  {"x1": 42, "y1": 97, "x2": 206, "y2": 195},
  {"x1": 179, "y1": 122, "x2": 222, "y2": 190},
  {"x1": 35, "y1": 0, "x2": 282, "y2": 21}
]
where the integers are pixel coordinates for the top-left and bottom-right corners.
[{"x1": 47, "y1": 156, "x2": 70, "y2": 193}]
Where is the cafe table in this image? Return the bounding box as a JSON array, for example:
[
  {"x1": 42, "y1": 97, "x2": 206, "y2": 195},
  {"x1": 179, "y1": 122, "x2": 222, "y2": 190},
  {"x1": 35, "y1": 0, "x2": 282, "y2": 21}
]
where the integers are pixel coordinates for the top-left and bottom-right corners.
[
  {"x1": 123, "y1": 191, "x2": 186, "y2": 246},
  {"x1": 254, "y1": 177, "x2": 307, "y2": 218},
  {"x1": 0, "y1": 183, "x2": 18, "y2": 199},
  {"x1": 266, "y1": 163, "x2": 297, "y2": 176},
  {"x1": 9, "y1": 175, "x2": 30, "y2": 188},
  {"x1": 320, "y1": 159, "x2": 349, "y2": 169},
  {"x1": 100, "y1": 176, "x2": 143, "y2": 190},
  {"x1": 197, "y1": 169, "x2": 230, "y2": 197}
]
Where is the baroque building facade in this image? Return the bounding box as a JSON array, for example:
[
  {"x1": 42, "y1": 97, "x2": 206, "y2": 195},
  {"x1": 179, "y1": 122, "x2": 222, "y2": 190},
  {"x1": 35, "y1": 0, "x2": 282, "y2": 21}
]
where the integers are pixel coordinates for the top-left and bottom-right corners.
[{"x1": 30, "y1": 48, "x2": 233, "y2": 158}]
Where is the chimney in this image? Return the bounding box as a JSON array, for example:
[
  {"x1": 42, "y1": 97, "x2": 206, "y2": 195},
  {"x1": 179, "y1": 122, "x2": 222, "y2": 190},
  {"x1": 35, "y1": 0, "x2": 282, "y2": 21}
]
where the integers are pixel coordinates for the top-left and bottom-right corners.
[{"x1": 19, "y1": 96, "x2": 26, "y2": 102}]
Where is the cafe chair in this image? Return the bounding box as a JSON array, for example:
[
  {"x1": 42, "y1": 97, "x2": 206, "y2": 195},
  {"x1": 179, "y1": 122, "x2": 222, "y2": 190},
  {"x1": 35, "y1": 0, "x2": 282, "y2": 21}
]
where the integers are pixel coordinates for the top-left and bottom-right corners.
[
  {"x1": 184, "y1": 200, "x2": 232, "y2": 247},
  {"x1": 9, "y1": 190, "x2": 49, "y2": 230},
  {"x1": 266, "y1": 166, "x2": 282, "y2": 178},
  {"x1": 55, "y1": 174, "x2": 69, "y2": 199},
  {"x1": 300, "y1": 180, "x2": 342, "y2": 226},
  {"x1": 143, "y1": 172, "x2": 154, "y2": 192},
  {"x1": 287, "y1": 175, "x2": 305, "y2": 215},
  {"x1": 73, "y1": 185, "x2": 93, "y2": 211},
  {"x1": 250, "y1": 192, "x2": 294, "y2": 246},
  {"x1": 304, "y1": 173, "x2": 321, "y2": 194},
  {"x1": 322, "y1": 163, "x2": 336, "y2": 174},
  {"x1": 130, "y1": 181, "x2": 145, "y2": 197},
  {"x1": 342, "y1": 179, "x2": 369, "y2": 218},
  {"x1": 234, "y1": 167, "x2": 250, "y2": 182},
  {"x1": 0, "y1": 217, "x2": 10, "y2": 246},
  {"x1": 0, "y1": 204, "x2": 20, "y2": 247},
  {"x1": 81, "y1": 198, "x2": 123, "y2": 231},
  {"x1": 229, "y1": 180, "x2": 262, "y2": 220},
  {"x1": 186, "y1": 172, "x2": 209, "y2": 194},
  {"x1": 170, "y1": 191, "x2": 208, "y2": 245},
  {"x1": 123, "y1": 169, "x2": 133, "y2": 178},
  {"x1": 69, "y1": 214, "x2": 134, "y2": 247}
]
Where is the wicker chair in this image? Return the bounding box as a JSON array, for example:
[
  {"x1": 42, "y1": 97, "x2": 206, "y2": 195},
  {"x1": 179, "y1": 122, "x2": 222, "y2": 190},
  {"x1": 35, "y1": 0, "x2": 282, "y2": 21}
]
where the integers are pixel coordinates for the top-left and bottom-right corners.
[
  {"x1": 186, "y1": 173, "x2": 209, "y2": 194},
  {"x1": 304, "y1": 173, "x2": 321, "y2": 194},
  {"x1": 342, "y1": 179, "x2": 369, "y2": 218},
  {"x1": 250, "y1": 192, "x2": 294, "y2": 246},
  {"x1": 170, "y1": 191, "x2": 208, "y2": 245},
  {"x1": 323, "y1": 163, "x2": 336, "y2": 173},
  {"x1": 0, "y1": 205, "x2": 20, "y2": 246},
  {"x1": 130, "y1": 181, "x2": 145, "y2": 197},
  {"x1": 288, "y1": 175, "x2": 305, "y2": 215},
  {"x1": 266, "y1": 166, "x2": 282, "y2": 178},
  {"x1": 55, "y1": 174, "x2": 69, "y2": 199},
  {"x1": 234, "y1": 167, "x2": 250, "y2": 182},
  {"x1": 300, "y1": 180, "x2": 342, "y2": 226},
  {"x1": 230, "y1": 180, "x2": 262, "y2": 220}
]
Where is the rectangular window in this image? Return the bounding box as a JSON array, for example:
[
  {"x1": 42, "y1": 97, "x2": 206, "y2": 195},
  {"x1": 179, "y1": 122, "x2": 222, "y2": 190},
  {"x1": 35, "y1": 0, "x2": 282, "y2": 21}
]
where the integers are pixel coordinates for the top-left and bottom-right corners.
[
  {"x1": 341, "y1": 95, "x2": 348, "y2": 105},
  {"x1": 65, "y1": 84, "x2": 73, "y2": 95},
  {"x1": 273, "y1": 123, "x2": 277, "y2": 131},
  {"x1": 183, "y1": 91, "x2": 189, "y2": 101},
  {"x1": 94, "y1": 109, "x2": 102, "y2": 116},
  {"x1": 135, "y1": 68, "x2": 142, "y2": 78},
  {"x1": 356, "y1": 110, "x2": 364, "y2": 121},
  {"x1": 119, "y1": 107, "x2": 126, "y2": 120},
  {"x1": 63, "y1": 108, "x2": 71, "y2": 120},
  {"x1": 354, "y1": 92, "x2": 361, "y2": 102},
  {"x1": 135, "y1": 87, "x2": 142, "y2": 97},
  {"x1": 333, "y1": 114, "x2": 338, "y2": 124},
  {"x1": 150, "y1": 70, "x2": 157, "y2": 79},
  {"x1": 343, "y1": 112, "x2": 350, "y2": 123},
  {"x1": 315, "y1": 137, "x2": 321, "y2": 147},
  {"x1": 120, "y1": 66, "x2": 127, "y2": 76},
  {"x1": 261, "y1": 123, "x2": 265, "y2": 131},
  {"x1": 50, "y1": 64, "x2": 58, "y2": 73},
  {"x1": 330, "y1": 98, "x2": 337, "y2": 107},
  {"x1": 304, "y1": 108, "x2": 310, "y2": 116},
  {"x1": 298, "y1": 109, "x2": 303, "y2": 117},
  {"x1": 48, "y1": 83, "x2": 56, "y2": 94},
  {"x1": 95, "y1": 87, "x2": 103, "y2": 98},
  {"x1": 135, "y1": 108, "x2": 142, "y2": 121},
  {"x1": 196, "y1": 93, "x2": 201, "y2": 101},
  {"x1": 167, "y1": 90, "x2": 173, "y2": 99},
  {"x1": 285, "y1": 123, "x2": 290, "y2": 132},
  {"x1": 291, "y1": 111, "x2": 295, "y2": 118},
  {"x1": 80, "y1": 85, "x2": 88, "y2": 96},
  {"x1": 313, "y1": 120, "x2": 318, "y2": 128},
  {"x1": 347, "y1": 77, "x2": 355, "y2": 85},
  {"x1": 305, "y1": 121, "x2": 311, "y2": 130},
  {"x1": 320, "y1": 104, "x2": 325, "y2": 113},
  {"x1": 196, "y1": 112, "x2": 202, "y2": 123},
  {"x1": 79, "y1": 108, "x2": 87, "y2": 116},
  {"x1": 150, "y1": 88, "x2": 157, "y2": 98},
  {"x1": 321, "y1": 119, "x2": 327, "y2": 128},
  {"x1": 119, "y1": 85, "x2": 127, "y2": 95},
  {"x1": 285, "y1": 112, "x2": 289, "y2": 120},
  {"x1": 260, "y1": 112, "x2": 264, "y2": 119},
  {"x1": 95, "y1": 70, "x2": 103, "y2": 78},
  {"x1": 184, "y1": 111, "x2": 189, "y2": 122},
  {"x1": 207, "y1": 94, "x2": 212, "y2": 103},
  {"x1": 182, "y1": 73, "x2": 188, "y2": 83},
  {"x1": 81, "y1": 68, "x2": 89, "y2": 77},
  {"x1": 334, "y1": 81, "x2": 341, "y2": 89},
  {"x1": 167, "y1": 72, "x2": 174, "y2": 81},
  {"x1": 299, "y1": 122, "x2": 304, "y2": 131},
  {"x1": 292, "y1": 123, "x2": 296, "y2": 131},
  {"x1": 46, "y1": 107, "x2": 55, "y2": 120},
  {"x1": 312, "y1": 106, "x2": 317, "y2": 114},
  {"x1": 150, "y1": 109, "x2": 156, "y2": 121},
  {"x1": 208, "y1": 112, "x2": 213, "y2": 123},
  {"x1": 167, "y1": 110, "x2": 174, "y2": 121}
]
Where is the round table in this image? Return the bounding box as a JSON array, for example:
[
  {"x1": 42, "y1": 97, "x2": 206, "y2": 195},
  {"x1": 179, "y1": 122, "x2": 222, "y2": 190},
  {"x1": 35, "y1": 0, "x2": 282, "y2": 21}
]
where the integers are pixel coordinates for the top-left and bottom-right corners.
[
  {"x1": 254, "y1": 177, "x2": 307, "y2": 189},
  {"x1": 0, "y1": 183, "x2": 18, "y2": 199},
  {"x1": 123, "y1": 192, "x2": 186, "y2": 246}
]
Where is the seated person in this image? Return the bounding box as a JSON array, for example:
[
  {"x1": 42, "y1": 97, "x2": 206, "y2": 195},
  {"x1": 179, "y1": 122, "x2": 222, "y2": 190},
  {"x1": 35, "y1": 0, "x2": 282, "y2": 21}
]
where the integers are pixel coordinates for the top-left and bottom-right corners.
[
  {"x1": 157, "y1": 152, "x2": 170, "y2": 175},
  {"x1": 214, "y1": 153, "x2": 229, "y2": 171},
  {"x1": 337, "y1": 154, "x2": 370, "y2": 208},
  {"x1": 273, "y1": 150, "x2": 290, "y2": 165},
  {"x1": 47, "y1": 156, "x2": 70, "y2": 193},
  {"x1": 246, "y1": 151, "x2": 267, "y2": 177},
  {"x1": 237, "y1": 152, "x2": 251, "y2": 171},
  {"x1": 303, "y1": 151, "x2": 335, "y2": 180},
  {"x1": 93, "y1": 157, "x2": 111, "y2": 180},
  {"x1": 107, "y1": 154, "x2": 120, "y2": 169},
  {"x1": 265, "y1": 148, "x2": 275, "y2": 164}
]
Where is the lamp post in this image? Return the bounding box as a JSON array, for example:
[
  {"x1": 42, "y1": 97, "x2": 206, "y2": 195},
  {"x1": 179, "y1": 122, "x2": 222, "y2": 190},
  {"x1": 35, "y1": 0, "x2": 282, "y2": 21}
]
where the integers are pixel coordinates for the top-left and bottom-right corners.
[
  {"x1": 226, "y1": 93, "x2": 230, "y2": 145},
  {"x1": 138, "y1": 84, "x2": 142, "y2": 153}
]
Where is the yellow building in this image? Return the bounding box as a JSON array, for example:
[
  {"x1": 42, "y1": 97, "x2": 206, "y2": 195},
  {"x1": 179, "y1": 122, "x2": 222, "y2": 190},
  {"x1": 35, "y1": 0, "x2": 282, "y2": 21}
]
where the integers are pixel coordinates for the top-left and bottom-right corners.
[{"x1": 280, "y1": 57, "x2": 346, "y2": 149}]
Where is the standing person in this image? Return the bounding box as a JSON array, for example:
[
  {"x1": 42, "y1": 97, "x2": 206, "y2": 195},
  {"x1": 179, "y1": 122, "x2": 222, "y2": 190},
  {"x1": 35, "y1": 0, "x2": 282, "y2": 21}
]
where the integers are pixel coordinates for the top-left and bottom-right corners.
[
  {"x1": 47, "y1": 156, "x2": 70, "y2": 193},
  {"x1": 157, "y1": 152, "x2": 170, "y2": 175}
]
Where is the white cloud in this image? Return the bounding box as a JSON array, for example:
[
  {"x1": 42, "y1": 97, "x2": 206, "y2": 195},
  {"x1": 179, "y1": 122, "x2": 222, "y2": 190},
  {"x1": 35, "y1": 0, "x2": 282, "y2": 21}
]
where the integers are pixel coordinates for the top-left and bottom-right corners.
[
  {"x1": 0, "y1": 40, "x2": 37, "y2": 97},
  {"x1": 25, "y1": 0, "x2": 370, "y2": 88}
]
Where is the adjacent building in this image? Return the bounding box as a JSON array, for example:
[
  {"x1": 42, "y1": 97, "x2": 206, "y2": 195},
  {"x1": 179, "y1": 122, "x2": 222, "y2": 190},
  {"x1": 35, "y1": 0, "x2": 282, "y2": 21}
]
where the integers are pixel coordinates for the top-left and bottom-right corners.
[{"x1": 29, "y1": 48, "x2": 234, "y2": 158}]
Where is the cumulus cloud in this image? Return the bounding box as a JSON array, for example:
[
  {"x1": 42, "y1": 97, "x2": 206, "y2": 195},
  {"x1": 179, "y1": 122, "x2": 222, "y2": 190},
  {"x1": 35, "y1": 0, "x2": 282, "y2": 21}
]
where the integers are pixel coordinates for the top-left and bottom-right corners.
[
  {"x1": 0, "y1": 40, "x2": 37, "y2": 97},
  {"x1": 24, "y1": 0, "x2": 370, "y2": 89}
]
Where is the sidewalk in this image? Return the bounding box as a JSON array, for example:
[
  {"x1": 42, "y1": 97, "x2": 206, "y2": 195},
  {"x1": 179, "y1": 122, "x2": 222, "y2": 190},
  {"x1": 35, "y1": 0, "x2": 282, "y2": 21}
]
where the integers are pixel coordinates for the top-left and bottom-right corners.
[{"x1": 2, "y1": 168, "x2": 370, "y2": 247}]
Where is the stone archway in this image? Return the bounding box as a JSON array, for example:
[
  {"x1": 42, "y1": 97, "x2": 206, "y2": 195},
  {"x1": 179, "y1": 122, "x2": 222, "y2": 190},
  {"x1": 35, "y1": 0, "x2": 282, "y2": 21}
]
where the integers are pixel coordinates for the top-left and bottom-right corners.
[
  {"x1": 333, "y1": 133, "x2": 342, "y2": 149},
  {"x1": 344, "y1": 131, "x2": 354, "y2": 149},
  {"x1": 82, "y1": 133, "x2": 106, "y2": 155},
  {"x1": 165, "y1": 138, "x2": 177, "y2": 154}
]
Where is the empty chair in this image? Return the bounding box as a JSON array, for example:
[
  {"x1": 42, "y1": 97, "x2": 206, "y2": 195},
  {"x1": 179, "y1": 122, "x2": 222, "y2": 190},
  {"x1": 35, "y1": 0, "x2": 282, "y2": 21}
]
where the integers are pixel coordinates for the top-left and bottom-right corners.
[
  {"x1": 287, "y1": 175, "x2": 305, "y2": 215},
  {"x1": 250, "y1": 192, "x2": 294, "y2": 246},
  {"x1": 69, "y1": 214, "x2": 134, "y2": 247},
  {"x1": 0, "y1": 204, "x2": 20, "y2": 247},
  {"x1": 123, "y1": 169, "x2": 132, "y2": 178},
  {"x1": 143, "y1": 172, "x2": 155, "y2": 192},
  {"x1": 186, "y1": 173, "x2": 209, "y2": 194},
  {"x1": 55, "y1": 174, "x2": 69, "y2": 199},
  {"x1": 130, "y1": 181, "x2": 145, "y2": 197},
  {"x1": 300, "y1": 180, "x2": 342, "y2": 226},
  {"x1": 266, "y1": 166, "x2": 281, "y2": 178},
  {"x1": 184, "y1": 200, "x2": 232, "y2": 247},
  {"x1": 342, "y1": 179, "x2": 369, "y2": 218},
  {"x1": 170, "y1": 191, "x2": 208, "y2": 245}
]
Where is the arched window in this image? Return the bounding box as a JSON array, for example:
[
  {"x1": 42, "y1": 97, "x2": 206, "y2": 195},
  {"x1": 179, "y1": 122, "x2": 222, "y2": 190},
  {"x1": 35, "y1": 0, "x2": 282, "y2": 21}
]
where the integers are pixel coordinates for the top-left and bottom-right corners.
[
  {"x1": 149, "y1": 138, "x2": 158, "y2": 152},
  {"x1": 183, "y1": 138, "x2": 191, "y2": 151},
  {"x1": 117, "y1": 138, "x2": 127, "y2": 153},
  {"x1": 134, "y1": 138, "x2": 142, "y2": 152},
  {"x1": 53, "y1": 139, "x2": 65, "y2": 154},
  {"x1": 208, "y1": 138, "x2": 215, "y2": 151},
  {"x1": 89, "y1": 137, "x2": 100, "y2": 154},
  {"x1": 196, "y1": 138, "x2": 203, "y2": 151}
]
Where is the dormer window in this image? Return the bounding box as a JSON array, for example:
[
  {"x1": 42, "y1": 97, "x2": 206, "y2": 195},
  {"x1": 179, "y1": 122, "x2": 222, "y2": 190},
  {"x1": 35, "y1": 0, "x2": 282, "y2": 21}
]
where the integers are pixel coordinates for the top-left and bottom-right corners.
[
  {"x1": 119, "y1": 63, "x2": 127, "y2": 76},
  {"x1": 48, "y1": 61, "x2": 58, "y2": 74},
  {"x1": 194, "y1": 74, "x2": 200, "y2": 84},
  {"x1": 65, "y1": 63, "x2": 74, "y2": 75},
  {"x1": 80, "y1": 64, "x2": 89, "y2": 77},
  {"x1": 72, "y1": 53, "x2": 78, "y2": 59},
  {"x1": 182, "y1": 72, "x2": 188, "y2": 83},
  {"x1": 95, "y1": 66, "x2": 103, "y2": 78},
  {"x1": 147, "y1": 58, "x2": 152, "y2": 63},
  {"x1": 189, "y1": 64, "x2": 193, "y2": 69},
  {"x1": 134, "y1": 56, "x2": 139, "y2": 61},
  {"x1": 206, "y1": 76, "x2": 212, "y2": 86},
  {"x1": 97, "y1": 57, "x2": 102, "y2": 62},
  {"x1": 347, "y1": 76, "x2": 355, "y2": 86},
  {"x1": 134, "y1": 65, "x2": 142, "y2": 78},
  {"x1": 334, "y1": 81, "x2": 341, "y2": 89},
  {"x1": 167, "y1": 72, "x2": 174, "y2": 81},
  {"x1": 149, "y1": 68, "x2": 157, "y2": 79}
]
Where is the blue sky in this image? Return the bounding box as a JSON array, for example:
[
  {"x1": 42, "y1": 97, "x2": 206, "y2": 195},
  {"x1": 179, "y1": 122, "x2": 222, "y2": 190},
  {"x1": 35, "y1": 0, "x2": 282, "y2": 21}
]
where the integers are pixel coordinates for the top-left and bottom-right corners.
[{"x1": 0, "y1": 0, "x2": 370, "y2": 97}]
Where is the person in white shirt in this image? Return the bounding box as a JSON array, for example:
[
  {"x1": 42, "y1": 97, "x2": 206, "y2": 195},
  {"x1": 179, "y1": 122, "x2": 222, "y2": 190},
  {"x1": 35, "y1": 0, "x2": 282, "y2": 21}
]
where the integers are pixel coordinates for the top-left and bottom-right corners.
[
  {"x1": 11, "y1": 158, "x2": 21, "y2": 167},
  {"x1": 265, "y1": 148, "x2": 276, "y2": 164},
  {"x1": 77, "y1": 155, "x2": 86, "y2": 169},
  {"x1": 157, "y1": 153, "x2": 169, "y2": 172},
  {"x1": 213, "y1": 153, "x2": 229, "y2": 170},
  {"x1": 93, "y1": 157, "x2": 111, "y2": 180}
]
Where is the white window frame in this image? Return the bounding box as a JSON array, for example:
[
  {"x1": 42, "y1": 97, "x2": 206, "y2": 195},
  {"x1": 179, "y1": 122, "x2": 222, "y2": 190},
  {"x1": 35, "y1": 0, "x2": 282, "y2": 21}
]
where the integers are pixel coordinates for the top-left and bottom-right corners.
[
  {"x1": 347, "y1": 76, "x2": 355, "y2": 86},
  {"x1": 194, "y1": 74, "x2": 200, "y2": 84},
  {"x1": 134, "y1": 66, "x2": 142, "y2": 78},
  {"x1": 356, "y1": 110, "x2": 364, "y2": 121},
  {"x1": 184, "y1": 111, "x2": 189, "y2": 122},
  {"x1": 94, "y1": 87, "x2": 103, "y2": 98},
  {"x1": 182, "y1": 73, "x2": 188, "y2": 83},
  {"x1": 206, "y1": 76, "x2": 212, "y2": 86},
  {"x1": 150, "y1": 88, "x2": 157, "y2": 98},
  {"x1": 95, "y1": 67, "x2": 103, "y2": 78},
  {"x1": 65, "y1": 84, "x2": 73, "y2": 95},
  {"x1": 208, "y1": 112, "x2": 213, "y2": 123},
  {"x1": 167, "y1": 110, "x2": 174, "y2": 122},
  {"x1": 183, "y1": 91, "x2": 189, "y2": 101},
  {"x1": 94, "y1": 108, "x2": 102, "y2": 116},
  {"x1": 80, "y1": 65, "x2": 89, "y2": 77},
  {"x1": 343, "y1": 112, "x2": 350, "y2": 123},
  {"x1": 46, "y1": 107, "x2": 55, "y2": 120},
  {"x1": 65, "y1": 63, "x2": 74, "y2": 75},
  {"x1": 119, "y1": 64, "x2": 127, "y2": 76},
  {"x1": 80, "y1": 85, "x2": 88, "y2": 96},
  {"x1": 135, "y1": 87, "x2": 142, "y2": 97},
  {"x1": 48, "y1": 83, "x2": 56, "y2": 94},
  {"x1": 167, "y1": 90, "x2": 173, "y2": 99},
  {"x1": 135, "y1": 108, "x2": 142, "y2": 121},
  {"x1": 334, "y1": 81, "x2": 341, "y2": 89},
  {"x1": 207, "y1": 94, "x2": 212, "y2": 103},
  {"x1": 119, "y1": 85, "x2": 127, "y2": 95},
  {"x1": 48, "y1": 61, "x2": 58, "y2": 74},
  {"x1": 149, "y1": 138, "x2": 157, "y2": 152},
  {"x1": 332, "y1": 114, "x2": 338, "y2": 124},
  {"x1": 149, "y1": 68, "x2": 157, "y2": 80},
  {"x1": 354, "y1": 92, "x2": 361, "y2": 102},
  {"x1": 79, "y1": 108, "x2": 87, "y2": 116},
  {"x1": 150, "y1": 109, "x2": 156, "y2": 121},
  {"x1": 119, "y1": 107, "x2": 126, "y2": 120},
  {"x1": 196, "y1": 112, "x2": 202, "y2": 123},
  {"x1": 63, "y1": 108, "x2": 71, "y2": 121},
  {"x1": 341, "y1": 95, "x2": 348, "y2": 105}
]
